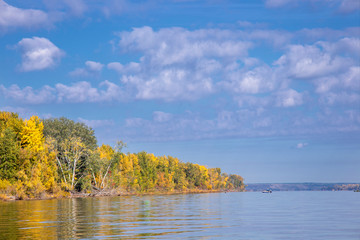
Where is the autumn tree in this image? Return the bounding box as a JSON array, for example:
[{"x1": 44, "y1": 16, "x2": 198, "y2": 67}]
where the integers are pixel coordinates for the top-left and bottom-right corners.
[
  {"x1": 0, "y1": 111, "x2": 24, "y2": 140},
  {"x1": 43, "y1": 117, "x2": 97, "y2": 150},
  {"x1": 20, "y1": 116, "x2": 44, "y2": 153},
  {"x1": 0, "y1": 128, "x2": 20, "y2": 182},
  {"x1": 43, "y1": 118, "x2": 97, "y2": 191}
]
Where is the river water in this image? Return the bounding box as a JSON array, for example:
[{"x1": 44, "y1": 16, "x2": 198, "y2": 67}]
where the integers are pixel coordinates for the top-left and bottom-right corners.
[{"x1": 0, "y1": 191, "x2": 359, "y2": 239}]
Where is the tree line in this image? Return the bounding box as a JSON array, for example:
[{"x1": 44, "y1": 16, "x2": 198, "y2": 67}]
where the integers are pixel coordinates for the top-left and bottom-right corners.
[{"x1": 0, "y1": 111, "x2": 244, "y2": 200}]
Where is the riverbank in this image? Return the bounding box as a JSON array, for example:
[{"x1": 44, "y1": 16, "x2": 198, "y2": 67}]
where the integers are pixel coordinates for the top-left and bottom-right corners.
[{"x1": 0, "y1": 188, "x2": 242, "y2": 202}]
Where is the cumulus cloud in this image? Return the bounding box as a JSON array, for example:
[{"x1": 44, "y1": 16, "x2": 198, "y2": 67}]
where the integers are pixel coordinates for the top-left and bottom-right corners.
[
  {"x1": 0, "y1": 84, "x2": 55, "y2": 104},
  {"x1": 274, "y1": 43, "x2": 352, "y2": 80},
  {"x1": 17, "y1": 37, "x2": 65, "y2": 71},
  {"x1": 117, "y1": 27, "x2": 252, "y2": 65},
  {"x1": 56, "y1": 80, "x2": 124, "y2": 103},
  {"x1": 77, "y1": 117, "x2": 114, "y2": 128},
  {"x1": 222, "y1": 65, "x2": 279, "y2": 94},
  {"x1": 0, "y1": 0, "x2": 51, "y2": 30},
  {"x1": 275, "y1": 89, "x2": 303, "y2": 107},
  {"x1": 70, "y1": 61, "x2": 104, "y2": 77},
  {"x1": 122, "y1": 68, "x2": 214, "y2": 101},
  {"x1": 109, "y1": 26, "x2": 359, "y2": 109},
  {"x1": 153, "y1": 111, "x2": 173, "y2": 123},
  {"x1": 112, "y1": 26, "x2": 293, "y2": 101},
  {"x1": 112, "y1": 26, "x2": 256, "y2": 101},
  {"x1": 107, "y1": 61, "x2": 140, "y2": 74},
  {"x1": 0, "y1": 80, "x2": 126, "y2": 104},
  {"x1": 273, "y1": 38, "x2": 359, "y2": 106},
  {"x1": 320, "y1": 92, "x2": 360, "y2": 105},
  {"x1": 235, "y1": 89, "x2": 304, "y2": 108}
]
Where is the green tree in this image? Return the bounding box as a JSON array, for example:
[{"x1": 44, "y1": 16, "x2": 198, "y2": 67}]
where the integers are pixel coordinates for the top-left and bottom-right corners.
[
  {"x1": 43, "y1": 118, "x2": 97, "y2": 191},
  {"x1": 0, "y1": 128, "x2": 20, "y2": 182},
  {"x1": 0, "y1": 112, "x2": 24, "y2": 140},
  {"x1": 43, "y1": 117, "x2": 97, "y2": 150}
]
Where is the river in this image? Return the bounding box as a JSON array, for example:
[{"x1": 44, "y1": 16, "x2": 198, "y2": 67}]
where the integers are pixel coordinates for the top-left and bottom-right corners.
[{"x1": 0, "y1": 191, "x2": 359, "y2": 239}]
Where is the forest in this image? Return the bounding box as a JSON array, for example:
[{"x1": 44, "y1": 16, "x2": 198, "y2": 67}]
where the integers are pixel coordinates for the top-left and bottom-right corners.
[{"x1": 0, "y1": 111, "x2": 244, "y2": 200}]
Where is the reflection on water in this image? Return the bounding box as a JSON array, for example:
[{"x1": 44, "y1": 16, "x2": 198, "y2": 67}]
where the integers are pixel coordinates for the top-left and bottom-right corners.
[{"x1": 0, "y1": 192, "x2": 359, "y2": 239}]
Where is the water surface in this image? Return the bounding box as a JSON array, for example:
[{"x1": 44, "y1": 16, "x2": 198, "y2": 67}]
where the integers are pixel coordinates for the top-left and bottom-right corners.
[{"x1": 0, "y1": 191, "x2": 359, "y2": 239}]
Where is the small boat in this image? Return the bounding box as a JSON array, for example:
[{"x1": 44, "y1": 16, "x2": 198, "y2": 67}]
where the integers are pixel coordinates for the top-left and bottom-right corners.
[{"x1": 262, "y1": 190, "x2": 272, "y2": 193}]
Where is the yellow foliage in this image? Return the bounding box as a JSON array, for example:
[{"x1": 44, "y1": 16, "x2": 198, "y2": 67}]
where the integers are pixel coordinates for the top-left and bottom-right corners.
[
  {"x1": 98, "y1": 144, "x2": 114, "y2": 160},
  {"x1": 0, "y1": 111, "x2": 24, "y2": 136},
  {"x1": 0, "y1": 179, "x2": 11, "y2": 191},
  {"x1": 20, "y1": 116, "x2": 44, "y2": 153}
]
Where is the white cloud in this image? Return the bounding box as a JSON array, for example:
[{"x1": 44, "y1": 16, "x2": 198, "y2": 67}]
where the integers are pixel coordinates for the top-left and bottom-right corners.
[
  {"x1": 314, "y1": 66, "x2": 360, "y2": 94},
  {"x1": 77, "y1": 117, "x2": 114, "y2": 128},
  {"x1": 270, "y1": 38, "x2": 359, "y2": 108},
  {"x1": 17, "y1": 37, "x2": 65, "y2": 71},
  {"x1": 153, "y1": 111, "x2": 173, "y2": 123},
  {"x1": 112, "y1": 26, "x2": 297, "y2": 101},
  {"x1": 86, "y1": 61, "x2": 104, "y2": 72},
  {"x1": 113, "y1": 26, "x2": 255, "y2": 101},
  {"x1": 343, "y1": 66, "x2": 360, "y2": 90},
  {"x1": 320, "y1": 92, "x2": 360, "y2": 105},
  {"x1": 0, "y1": 80, "x2": 126, "y2": 104},
  {"x1": 314, "y1": 76, "x2": 339, "y2": 93},
  {"x1": 70, "y1": 60, "x2": 104, "y2": 77},
  {"x1": 118, "y1": 26, "x2": 252, "y2": 66},
  {"x1": 275, "y1": 44, "x2": 351, "y2": 80},
  {"x1": 248, "y1": 29, "x2": 292, "y2": 47},
  {"x1": 275, "y1": 89, "x2": 303, "y2": 107},
  {"x1": 222, "y1": 65, "x2": 278, "y2": 94},
  {"x1": 234, "y1": 89, "x2": 304, "y2": 108},
  {"x1": 56, "y1": 80, "x2": 124, "y2": 103},
  {"x1": 0, "y1": 84, "x2": 55, "y2": 104},
  {"x1": 0, "y1": 0, "x2": 51, "y2": 30},
  {"x1": 108, "y1": 61, "x2": 140, "y2": 74},
  {"x1": 110, "y1": 26, "x2": 359, "y2": 106},
  {"x1": 318, "y1": 37, "x2": 360, "y2": 58},
  {"x1": 122, "y1": 68, "x2": 214, "y2": 101},
  {"x1": 236, "y1": 95, "x2": 272, "y2": 108}
]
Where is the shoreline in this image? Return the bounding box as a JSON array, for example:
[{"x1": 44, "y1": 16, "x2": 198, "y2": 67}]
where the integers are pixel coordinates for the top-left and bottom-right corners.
[{"x1": 0, "y1": 189, "x2": 242, "y2": 202}]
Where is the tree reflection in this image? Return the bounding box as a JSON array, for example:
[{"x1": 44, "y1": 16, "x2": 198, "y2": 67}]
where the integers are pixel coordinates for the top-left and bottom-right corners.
[{"x1": 0, "y1": 194, "x2": 219, "y2": 239}]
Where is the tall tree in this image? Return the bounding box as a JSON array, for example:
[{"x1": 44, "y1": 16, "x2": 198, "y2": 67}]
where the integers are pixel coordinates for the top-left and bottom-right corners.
[
  {"x1": 43, "y1": 118, "x2": 97, "y2": 190},
  {"x1": 0, "y1": 128, "x2": 20, "y2": 182},
  {"x1": 43, "y1": 117, "x2": 97, "y2": 150},
  {"x1": 20, "y1": 116, "x2": 44, "y2": 153}
]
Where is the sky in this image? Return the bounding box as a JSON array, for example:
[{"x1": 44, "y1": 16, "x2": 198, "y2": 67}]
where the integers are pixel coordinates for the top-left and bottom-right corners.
[{"x1": 0, "y1": 0, "x2": 359, "y2": 183}]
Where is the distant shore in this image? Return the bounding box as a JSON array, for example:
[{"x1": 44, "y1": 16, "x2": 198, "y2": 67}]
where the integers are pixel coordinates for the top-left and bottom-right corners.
[{"x1": 245, "y1": 183, "x2": 360, "y2": 192}]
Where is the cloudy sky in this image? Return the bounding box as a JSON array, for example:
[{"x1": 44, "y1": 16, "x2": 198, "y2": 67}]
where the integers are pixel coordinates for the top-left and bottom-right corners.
[{"x1": 1, "y1": 0, "x2": 359, "y2": 183}]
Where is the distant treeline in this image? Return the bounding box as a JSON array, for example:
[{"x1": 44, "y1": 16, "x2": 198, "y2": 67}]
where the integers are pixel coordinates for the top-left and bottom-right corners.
[
  {"x1": 246, "y1": 183, "x2": 360, "y2": 192},
  {"x1": 0, "y1": 112, "x2": 244, "y2": 200}
]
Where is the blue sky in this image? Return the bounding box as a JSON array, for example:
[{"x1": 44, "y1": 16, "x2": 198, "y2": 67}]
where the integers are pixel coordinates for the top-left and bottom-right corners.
[{"x1": 1, "y1": 0, "x2": 359, "y2": 183}]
